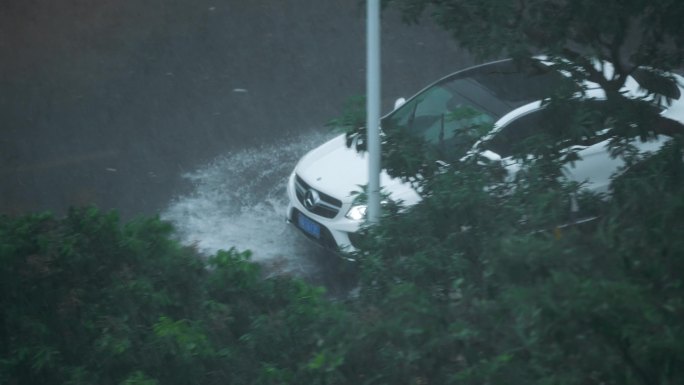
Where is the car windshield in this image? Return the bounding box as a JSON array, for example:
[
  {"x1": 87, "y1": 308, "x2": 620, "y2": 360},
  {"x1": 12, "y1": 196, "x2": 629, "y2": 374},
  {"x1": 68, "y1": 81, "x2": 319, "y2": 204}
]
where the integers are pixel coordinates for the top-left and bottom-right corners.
[{"x1": 382, "y1": 59, "x2": 573, "y2": 152}]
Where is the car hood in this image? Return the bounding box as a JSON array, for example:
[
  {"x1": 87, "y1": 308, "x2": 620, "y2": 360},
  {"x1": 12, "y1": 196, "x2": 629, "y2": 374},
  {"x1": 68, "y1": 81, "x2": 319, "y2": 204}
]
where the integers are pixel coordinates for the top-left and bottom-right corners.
[{"x1": 295, "y1": 134, "x2": 422, "y2": 205}]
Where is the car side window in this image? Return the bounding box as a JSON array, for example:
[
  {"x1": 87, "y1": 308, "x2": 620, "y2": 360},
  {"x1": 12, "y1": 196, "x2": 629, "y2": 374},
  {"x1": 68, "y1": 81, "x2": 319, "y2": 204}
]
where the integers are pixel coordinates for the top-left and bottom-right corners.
[
  {"x1": 484, "y1": 103, "x2": 622, "y2": 158},
  {"x1": 384, "y1": 85, "x2": 494, "y2": 147},
  {"x1": 384, "y1": 85, "x2": 456, "y2": 136},
  {"x1": 484, "y1": 111, "x2": 545, "y2": 158}
]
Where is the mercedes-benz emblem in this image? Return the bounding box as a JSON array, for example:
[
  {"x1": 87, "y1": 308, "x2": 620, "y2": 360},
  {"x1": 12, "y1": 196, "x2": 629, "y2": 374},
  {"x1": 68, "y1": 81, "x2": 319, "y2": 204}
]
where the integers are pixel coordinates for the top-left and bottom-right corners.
[{"x1": 303, "y1": 189, "x2": 320, "y2": 210}]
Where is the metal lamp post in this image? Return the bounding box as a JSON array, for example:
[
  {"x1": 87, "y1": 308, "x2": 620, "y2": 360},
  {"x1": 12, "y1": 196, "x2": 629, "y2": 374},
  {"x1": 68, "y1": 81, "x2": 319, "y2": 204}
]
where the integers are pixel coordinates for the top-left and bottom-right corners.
[{"x1": 366, "y1": 0, "x2": 381, "y2": 223}]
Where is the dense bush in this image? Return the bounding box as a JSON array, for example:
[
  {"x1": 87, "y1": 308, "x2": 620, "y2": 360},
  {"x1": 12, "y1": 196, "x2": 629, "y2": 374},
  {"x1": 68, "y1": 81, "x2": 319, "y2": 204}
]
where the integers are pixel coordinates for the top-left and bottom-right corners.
[
  {"x1": 334, "y1": 1, "x2": 684, "y2": 382},
  {"x1": 1, "y1": 149, "x2": 682, "y2": 385},
  {"x1": 341, "y1": 137, "x2": 684, "y2": 385},
  {"x1": 0, "y1": 208, "x2": 348, "y2": 385}
]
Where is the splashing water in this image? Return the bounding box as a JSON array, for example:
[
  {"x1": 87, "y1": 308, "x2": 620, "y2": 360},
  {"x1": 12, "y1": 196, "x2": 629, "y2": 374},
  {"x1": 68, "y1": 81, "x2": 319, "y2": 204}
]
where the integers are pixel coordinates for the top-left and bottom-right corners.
[{"x1": 161, "y1": 130, "x2": 338, "y2": 277}]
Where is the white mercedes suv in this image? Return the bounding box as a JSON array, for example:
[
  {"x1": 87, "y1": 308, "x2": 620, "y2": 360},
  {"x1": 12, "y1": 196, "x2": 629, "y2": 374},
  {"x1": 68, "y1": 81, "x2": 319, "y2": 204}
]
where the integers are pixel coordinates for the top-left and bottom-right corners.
[{"x1": 286, "y1": 58, "x2": 684, "y2": 251}]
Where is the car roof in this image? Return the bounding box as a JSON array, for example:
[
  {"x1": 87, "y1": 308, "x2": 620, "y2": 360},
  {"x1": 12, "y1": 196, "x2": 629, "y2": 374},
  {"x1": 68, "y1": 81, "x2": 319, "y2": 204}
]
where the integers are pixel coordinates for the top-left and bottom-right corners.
[{"x1": 386, "y1": 58, "x2": 575, "y2": 121}]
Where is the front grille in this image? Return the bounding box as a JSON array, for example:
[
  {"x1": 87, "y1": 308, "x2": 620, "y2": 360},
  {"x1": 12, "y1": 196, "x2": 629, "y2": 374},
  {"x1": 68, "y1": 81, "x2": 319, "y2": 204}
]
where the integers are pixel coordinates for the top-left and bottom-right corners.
[{"x1": 294, "y1": 175, "x2": 342, "y2": 219}]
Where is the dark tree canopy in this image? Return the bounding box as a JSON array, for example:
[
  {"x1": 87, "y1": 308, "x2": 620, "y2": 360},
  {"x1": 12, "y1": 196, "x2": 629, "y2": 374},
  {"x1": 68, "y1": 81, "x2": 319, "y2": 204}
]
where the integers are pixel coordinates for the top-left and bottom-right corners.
[{"x1": 385, "y1": 0, "x2": 684, "y2": 96}]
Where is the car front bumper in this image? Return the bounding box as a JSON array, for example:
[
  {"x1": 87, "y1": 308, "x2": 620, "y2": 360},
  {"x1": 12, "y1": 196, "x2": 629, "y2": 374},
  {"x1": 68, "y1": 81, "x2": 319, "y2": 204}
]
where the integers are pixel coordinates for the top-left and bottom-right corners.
[{"x1": 285, "y1": 171, "x2": 361, "y2": 252}]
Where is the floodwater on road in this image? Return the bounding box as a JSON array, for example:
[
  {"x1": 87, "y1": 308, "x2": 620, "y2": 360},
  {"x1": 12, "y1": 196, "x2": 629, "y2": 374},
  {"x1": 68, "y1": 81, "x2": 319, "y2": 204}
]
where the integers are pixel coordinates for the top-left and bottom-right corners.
[
  {"x1": 162, "y1": 130, "x2": 329, "y2": 264},
  {"x1": 161, "y1": 128, "x2": 359, "y2": 294}
]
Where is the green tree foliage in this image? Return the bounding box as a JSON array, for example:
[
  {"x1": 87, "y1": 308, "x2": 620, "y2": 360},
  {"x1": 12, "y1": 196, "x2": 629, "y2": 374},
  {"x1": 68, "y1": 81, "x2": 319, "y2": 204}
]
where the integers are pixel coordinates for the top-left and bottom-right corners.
[
  {"x1": 384, "y1": 0, "x2": 684, "y2": 71},
  {"x1": 330, "y1": 1, "x2": 684, "y2": 384},
  {"x1": 0, "y1": 208, "x2": 348, "y2": 385},
  {"x1": 0, "y1": 208, "x2": 207, "y2": 384},
  {"x1": 364, "y1": 152, "x2": 682, "y2": 384},
  {"x1": 376, "y1": 0, "x2": 684, "y2": 158}
]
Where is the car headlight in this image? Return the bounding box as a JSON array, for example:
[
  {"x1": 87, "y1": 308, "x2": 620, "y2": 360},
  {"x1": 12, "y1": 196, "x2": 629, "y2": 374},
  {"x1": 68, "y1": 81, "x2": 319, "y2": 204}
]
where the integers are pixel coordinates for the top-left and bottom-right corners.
[{"x1": 345, "y1": 205, "x2": 367, "y2": 221}]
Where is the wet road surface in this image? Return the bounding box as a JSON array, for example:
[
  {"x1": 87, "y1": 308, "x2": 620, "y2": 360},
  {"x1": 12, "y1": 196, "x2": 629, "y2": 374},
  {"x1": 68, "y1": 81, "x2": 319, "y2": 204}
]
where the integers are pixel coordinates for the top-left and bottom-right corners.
[{"x1": 1, "y1": 0, "x2": 473, "y2": 290}]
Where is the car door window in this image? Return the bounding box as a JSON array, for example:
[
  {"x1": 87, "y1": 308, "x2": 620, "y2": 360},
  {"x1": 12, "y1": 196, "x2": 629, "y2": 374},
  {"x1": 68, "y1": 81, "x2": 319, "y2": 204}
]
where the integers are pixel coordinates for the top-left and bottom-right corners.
[
  {"x1": 384, "y1": 84, "x2": 495, "y2": 147},
  {"x1": 483, "y1": 102, "x2": 621, "y2": 158},
  {"x1": 382, "y1": 59, "x2": 574, "y2": 152},
  {"x1": 484, "y1": 111, "x2": 545, "y2": 158}
]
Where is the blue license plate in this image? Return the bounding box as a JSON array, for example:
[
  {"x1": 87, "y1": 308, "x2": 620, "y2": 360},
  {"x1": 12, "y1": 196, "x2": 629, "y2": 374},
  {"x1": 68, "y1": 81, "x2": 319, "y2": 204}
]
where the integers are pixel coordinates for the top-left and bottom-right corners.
[{"x1": 297, "y1": 212, "x2": 321, "y2": 239}]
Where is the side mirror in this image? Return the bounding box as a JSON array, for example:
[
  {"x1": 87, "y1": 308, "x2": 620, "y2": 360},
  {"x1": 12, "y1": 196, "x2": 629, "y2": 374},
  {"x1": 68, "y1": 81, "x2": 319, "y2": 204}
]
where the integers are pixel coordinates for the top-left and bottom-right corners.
[
  {"x1": 393, "y1": 97, "x2": 406, "y2": 110},
  {"x1": 479, "y1": 149, "x2": 502, "y2": 162}
]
